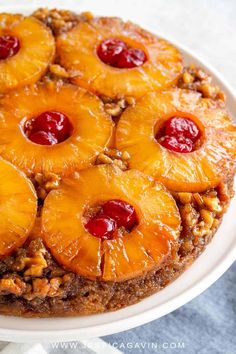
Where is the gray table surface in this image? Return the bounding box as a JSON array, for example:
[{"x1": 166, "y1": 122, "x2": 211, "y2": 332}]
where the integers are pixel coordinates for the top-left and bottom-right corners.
[{"x1": 103, "y1": 262, "x2": 236, "y2": 353}]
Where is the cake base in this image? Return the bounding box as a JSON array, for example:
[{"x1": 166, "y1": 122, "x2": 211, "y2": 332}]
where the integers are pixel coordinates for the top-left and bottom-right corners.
[{"x1": 0, "y1": 179, "x2": 233, "y2": 317}]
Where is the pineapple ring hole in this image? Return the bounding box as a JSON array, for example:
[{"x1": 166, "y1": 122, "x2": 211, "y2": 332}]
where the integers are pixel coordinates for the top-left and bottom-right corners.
[
  {"x1": 97, "y1": 38, "x2": 147, "y2": 69},
  {"x1": 155, "y1": 112, "x2": 205, "y2": 153},
  {"x1": 84, "y1": 199, "x2": 139, "y2": 240},
  {"x1": 0, "y1": 35, "x2": 20, "y2": 60},
  {"x1": 23, "y1": 111, "x2": 73, "y2": 146}
]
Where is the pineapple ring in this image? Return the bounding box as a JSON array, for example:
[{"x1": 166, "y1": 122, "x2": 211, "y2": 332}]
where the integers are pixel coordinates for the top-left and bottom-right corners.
[
  {"x1": 56, "y1": 17, "x2": 183, "y2": 98},
  {"x1": 0, "y1": 14, "x2": 55, "y2": 93},
  {"x1": 0, "y1": 82, "x2": 114, "y2": 176},
  {"x1": 116, "y1": 89, "x2": 236, "y2": 192},
  {"x1": 0, "y1": 158, "x2": 37, "y2": 256},
  {"x1": 42, "y1": 165, "x2": 181, "y2": 282}
]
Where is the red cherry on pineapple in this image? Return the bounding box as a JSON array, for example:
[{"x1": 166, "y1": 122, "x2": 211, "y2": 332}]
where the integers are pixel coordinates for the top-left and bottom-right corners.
[
  {"x1": 85, "y1": 215, "x2": 117, "y2": 240},
  {"x1": 26, "y1": 111, "x2": 73, "y2": 145},
  {"x1": 29, "y1": 131, "x2": 58, "y2": 145},
  {"x1": 31, "y1": 111, "x2": 72, "y2": 142},
  {"x1": 165, "y1": 116, "x2": 200, "y2": 142},
  {"x1": 159, "y1": 135, "x2": 193, "y2": 153},
  {"x1": 117, "y1": 48, "x2": 147, "y2": 68},
  {"x1": 102, "y1": 199, "x2": 138, "y2": 230},
  {"x1": 97, "y1": 39, "x2": 147, "y2": 68},
  {"x1": 0, "y1": 35, "x2": 20, "y2": 60},
  {"x1": 97, "y1": 38, "x2": 127, "y2": 66}
]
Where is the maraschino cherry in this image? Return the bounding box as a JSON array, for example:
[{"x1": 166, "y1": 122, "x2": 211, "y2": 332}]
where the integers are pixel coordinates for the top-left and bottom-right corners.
[
  {"x1": 85, "y1": 215, "x2": 117, "y2": 240},
  {"x1": 159, "y1": 135, "x2": 193, "y2": 153},
  {"x1": 26, "y1": 111, "x2": 73, "y2": 145},
  {"x1": 29, "y1": 131, "x2": 58, "y2": 146},
  {"x1": 117, "y1": 48, "x2": 147, "y2": 68},
  {"x1": 85, "y1": 199, "x2": 138, "y2": 240},
  {"x1": 0, "y1": 35, "x2": 20, "y2": 60},
  {"x1": 102, "y1": 199, "x2": 137, "y2": 230},
  {"x1": 165, "y1": 116, "x2": 200, "y2": 142},
  {"x1": 158, "y1": 116, "x2": 201, "y2": 153},
  {"x1": 97, "y1": 38, "x2": 147, "y2": 68}
]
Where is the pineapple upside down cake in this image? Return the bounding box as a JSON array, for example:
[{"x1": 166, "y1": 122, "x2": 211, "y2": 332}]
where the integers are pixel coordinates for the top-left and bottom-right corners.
[{"x1": 0, "y1": 8, "x2": 235, "y2": 317}]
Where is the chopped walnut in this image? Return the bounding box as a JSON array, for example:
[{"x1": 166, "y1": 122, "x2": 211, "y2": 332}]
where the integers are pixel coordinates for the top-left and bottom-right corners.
[
  {"x1": 101, "y1": 96, "x2": 135, "y2": 118},
  {"x1": 32, "y1": 279, "x2": 50, "y2": 299},
  {"x1": 96, "y1": 148, "x2": 130, "y2": 170},
  {"x1": 23, "y1": 274, "x2": 72, "y2": 300},
  {"x1": 96, "y1": 153, "x2": 113, "y2": 165},
  {"x1": 178, "y1": 64, "x2": 226, "y2": 104},
  {"x1": 178, "y1": 185, "x2": 225, "y2": 244},
  {"x1": 47, "y1": 278, "x2": 62, "y2": 297},
  {"x1": 32, "y1": 8, "x2": 92, "y2": 35},
  {"x1": 202, "y1": 196, "x2": 222, "y2": 214},
  {"x1": 33, "y1": 172, "x2": 61, "y2": 200},
  {"x1": 192, "y1": 222, "x2": 211, "y2": 238},
  {"x1": 104, "y1": 102, "x2": 124, "y2": 116},
  {"x1": 11, "y1": 240, "x2": 47, "y2": 277},
  {"x1": 23, "y1": 249, "x2": 48, "y2": 277},
  {"x1": 0, "y1": 277, "x2": 26, "y2": 296},
  {"x1": 0, "y1": 237, "x2": 75, "y2": 299},
  {"x1": 180, "y1": 204, "x2": 199, "y2": 227},
  {"x1": 49, "y1": 64, "x2": 69, "y2": 78},
  {"x1": 200, "y1": 209, "x2": 214, "y2": 228},
  {"x1": 179, "y1": 238, "x2": 194, "y2": 255},
  {"x1": 178, "y1": 192, "x2": 192, "y2": 204},
  {"x1": 104, "y1": 98, "x2": 126, "y2": 117},
  {"x1": 182, "y1": 72, "x2": 194, "y2": 84}
]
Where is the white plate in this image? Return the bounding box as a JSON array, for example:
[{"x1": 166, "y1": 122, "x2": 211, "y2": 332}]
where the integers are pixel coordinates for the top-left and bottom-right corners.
[{"x1": 0, "y1": 2, "x2": 235, "y2": 343}]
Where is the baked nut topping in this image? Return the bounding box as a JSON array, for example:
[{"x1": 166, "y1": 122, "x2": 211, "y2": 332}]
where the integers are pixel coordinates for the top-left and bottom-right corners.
[
  {"x1": 178, "y1": 64, "x2": 226, "y2": 104},
  {"x1": 0, "y1": 277, "x2": 26, "y2": 296},
  {"x1": 32, "y1": 8, "x2": 92, "y2": 35},
  {"x1": 0, "y1": 8, "x2": 235, "y2": 317},
  {"x1": 96, "y1": 148, "x2": 130, "y2": 171}
]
